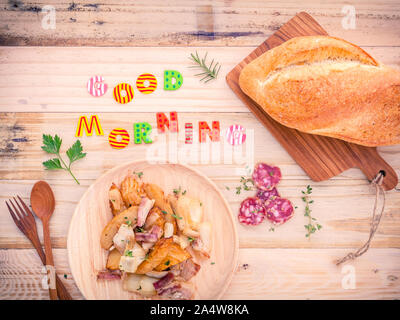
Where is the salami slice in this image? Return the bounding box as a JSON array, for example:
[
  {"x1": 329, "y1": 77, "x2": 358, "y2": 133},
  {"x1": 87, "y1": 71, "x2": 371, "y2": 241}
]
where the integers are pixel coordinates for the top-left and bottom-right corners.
[
  {"x1": 264, "y1": 197, "x2": 294, "y2": 225},
  {"x1": 252, "y1": 163, "x2": 281, "y2": 191},
  {"x1": 256, "y1": 187, "x2": 280, "y2": 202},
  {"x1": 238, "y1": 197, "x2": 266, "y2": 225}
]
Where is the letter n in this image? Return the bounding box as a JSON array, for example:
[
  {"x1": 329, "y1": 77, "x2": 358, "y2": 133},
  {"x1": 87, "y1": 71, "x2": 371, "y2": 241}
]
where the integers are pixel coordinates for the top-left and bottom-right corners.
[
  {"x1": 156, "y1": 112, "x2": 178, "y2": 133},
  {"x1": 199, "y1": 121, "x2": 220, "y2": 143},
  {"x1": 75, "y1": 115, "x2": 104, "y2": 137}
]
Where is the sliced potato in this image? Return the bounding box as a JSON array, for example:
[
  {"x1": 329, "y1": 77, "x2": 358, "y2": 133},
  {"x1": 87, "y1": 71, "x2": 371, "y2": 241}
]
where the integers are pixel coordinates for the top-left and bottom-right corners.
[
  {"x1": 100, "y1": 206, "x2": 138, "y2": 250},
  {"x1": 113, "y1": 224, "x2": 135, "y2": 254},
  {"x1": 169, "y1": 194, "x2": 202, "y2": 237},
  {"x1": 154, "y1": 243, "x2": 191, "y2": 271},
  {"x1": 123, "y1": 273, "x2": 142, "y2": 292},
  {"x1": 143, "y1": 183, "x2": 177, "y2": 232},
  {"x1": 139, "y1": 276, "x2": 158, "y2": 297},
  {"x1": 144, "y1": 206, "x2": 166, "y2": 231},
  {"x1": 120, "y1": 241, "x2": 146, "y2": 273},
  {"x1": 136, "y1": 238, "x2": 173, "y2": 274},
  {"x1": 109, "y1": 183, "x2": 126, "y2": 216},
  {"x1": 121, "y1": 175, "x2": 144, "y2": 207},
  {"x1": 106, "y1": 248, "x2": 122, "y2": 270},
  {"x1": 123, "y1": 274, "x2": 158, "y2": 297}
]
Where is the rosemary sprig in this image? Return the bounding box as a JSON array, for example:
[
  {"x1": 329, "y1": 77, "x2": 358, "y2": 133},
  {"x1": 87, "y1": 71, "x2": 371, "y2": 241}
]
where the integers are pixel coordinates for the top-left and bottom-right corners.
[
  {"x1": 302, "y1": 185, "x2": 322, "y2": 238},
  {"x1": 189, "y1": 51, "x2": 221, "y2": 83}
]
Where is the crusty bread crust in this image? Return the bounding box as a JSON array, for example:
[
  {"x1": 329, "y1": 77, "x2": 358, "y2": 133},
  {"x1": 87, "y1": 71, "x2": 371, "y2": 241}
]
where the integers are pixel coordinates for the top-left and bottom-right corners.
[{"x1": 239, "y1": 36, "x2": 400, "y2": 146}]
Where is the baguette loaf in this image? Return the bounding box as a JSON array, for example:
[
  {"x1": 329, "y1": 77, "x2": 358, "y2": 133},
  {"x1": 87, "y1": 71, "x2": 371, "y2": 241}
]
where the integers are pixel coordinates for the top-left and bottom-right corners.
[{"x1": 239, "y1": 36, "x2": 400, "y2": 146}]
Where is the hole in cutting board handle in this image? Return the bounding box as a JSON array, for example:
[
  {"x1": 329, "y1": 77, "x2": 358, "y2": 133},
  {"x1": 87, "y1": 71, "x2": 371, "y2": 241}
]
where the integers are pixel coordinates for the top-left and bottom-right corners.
[{"x1": 379, "y1": 170, "x2": 386, "y2": 177}]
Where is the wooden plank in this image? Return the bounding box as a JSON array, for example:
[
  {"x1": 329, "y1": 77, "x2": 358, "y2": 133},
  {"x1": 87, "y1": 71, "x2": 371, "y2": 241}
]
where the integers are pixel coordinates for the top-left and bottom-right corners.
[
  {"x1": 1, "y1": 248, "x2": 399, "y2": 299},
  {"x1": 0, "y1": 46, "x2": 399, "y2": 113},
  {"x1": 1, "y1": 178, "x2": 399, "y2": 249},
  {"x1": 0, "y1": 1, "x2": 400, "y2": 47},
  {"x1": 1, "y1": 112, "x2": 399, "y2": 180}
]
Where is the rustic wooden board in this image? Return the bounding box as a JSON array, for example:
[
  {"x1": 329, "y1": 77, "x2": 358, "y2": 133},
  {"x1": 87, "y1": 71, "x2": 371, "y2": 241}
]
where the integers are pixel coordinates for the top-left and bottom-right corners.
[
  {"x1": 1, "y1": 0, "x2": 400, "y2": 47},
  {"x1": 226, "y1": 12, "x2": 399, "y2": 191},
  {"x1": 67, "y1": 160, "x2": 238, "y2": 299}
]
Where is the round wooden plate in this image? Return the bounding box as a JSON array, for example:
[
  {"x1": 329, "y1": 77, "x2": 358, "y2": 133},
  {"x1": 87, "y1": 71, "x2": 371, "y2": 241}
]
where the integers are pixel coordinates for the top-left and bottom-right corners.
[{"x1": 67, "y1": 160, "x2": 239, "y2": 300}]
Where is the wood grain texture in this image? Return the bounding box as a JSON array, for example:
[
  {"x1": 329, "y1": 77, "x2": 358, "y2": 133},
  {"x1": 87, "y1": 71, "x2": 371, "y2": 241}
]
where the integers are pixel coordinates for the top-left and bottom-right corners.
[
  {"x1": 67, "y1": 160, "x2": 238, "y2": 299},
  {"x1": 0, "y1": 46, "x2": 399, "y2": 113},
  {"x1": 1, "y1": 3, "x2": 400, "y2": 300},
  {"x1": 1, "y1": 248, "x2": 399, "y2": 300},
  {"x1": 1, "y1": 178, "x2": 400, "y2": 250},
  {"x1": 1, "y1": 0, "x2": 400, "y2": 47},
  {"x1": 226, "y1": 12, "x2": 398, "y2": 190},
  {"x1": 1, "y1": 112, "x2": 399, "y2": 181}
]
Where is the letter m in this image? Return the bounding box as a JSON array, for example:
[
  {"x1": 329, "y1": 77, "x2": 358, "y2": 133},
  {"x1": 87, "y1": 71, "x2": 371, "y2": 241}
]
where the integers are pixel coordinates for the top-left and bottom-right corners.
[{"x1": 75, "y1": 115, "x2": 104, "y2": 137}]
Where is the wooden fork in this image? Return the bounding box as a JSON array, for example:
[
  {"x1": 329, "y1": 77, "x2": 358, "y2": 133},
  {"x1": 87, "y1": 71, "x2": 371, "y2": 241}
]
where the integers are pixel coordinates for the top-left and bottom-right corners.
[{"x1": 6, "y1": 196, "x2": 72, "y2": 300}]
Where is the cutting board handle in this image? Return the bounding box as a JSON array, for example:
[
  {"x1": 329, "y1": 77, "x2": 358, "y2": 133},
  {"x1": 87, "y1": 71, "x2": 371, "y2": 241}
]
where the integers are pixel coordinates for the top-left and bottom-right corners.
[{"x1": 352, "y1": 145, "x2": 398, "y2": 191}]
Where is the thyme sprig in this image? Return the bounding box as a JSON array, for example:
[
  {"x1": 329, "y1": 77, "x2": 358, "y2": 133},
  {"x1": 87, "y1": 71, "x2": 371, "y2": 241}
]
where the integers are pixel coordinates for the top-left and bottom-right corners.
[
  {"x1": 235, "y1": 177, "x2": 255, "y2": 195},
  {"x1": 189, "y1": 51, "x2": 221, "y2": 83},
  {"x1": 302, "y1": 185, "x2": 322, "y2": 238}
]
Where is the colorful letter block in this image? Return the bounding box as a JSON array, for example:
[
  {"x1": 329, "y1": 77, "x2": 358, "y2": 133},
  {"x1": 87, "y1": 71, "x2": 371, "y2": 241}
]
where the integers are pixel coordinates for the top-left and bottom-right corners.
[
  {"x1": 156, "y1": 112, "x2": 178, "y2": 133},
  {"x1": 198, "y1": 121, "x2": 220, "y2": 143},
  {"x1": 164, "y1": 70, "x2": 183, "y2": 91},
  {"x1": 75, "y1": 115, "x2": 104, "y2": 137},
  {"x1": 134, "y1": 122, "x2": 153, "y2": 144}
]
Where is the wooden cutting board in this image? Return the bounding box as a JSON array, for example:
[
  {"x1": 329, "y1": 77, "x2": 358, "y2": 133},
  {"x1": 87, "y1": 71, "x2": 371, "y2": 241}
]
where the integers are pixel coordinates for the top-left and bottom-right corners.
[{"x1": 226, "y1": 12, "x2": 398, "y2": 191}]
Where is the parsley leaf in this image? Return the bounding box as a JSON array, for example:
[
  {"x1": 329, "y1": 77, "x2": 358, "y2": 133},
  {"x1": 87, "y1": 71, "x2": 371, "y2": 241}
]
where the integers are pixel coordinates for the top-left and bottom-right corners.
[
  {"x1": 66, "y1": 140, "x2": 86, "y2": 163},
  {"x1": 41, "y1": 134, "x2": 62, "y2": 154},
  {"x1": 172, "y1": 214, "x2": 182, "y2": 220},
  {"x1": 43, "y1": 158, "x2": 62, "y2": 170},
  {"x1": 41, "y1": 134, "x2": 86, "y2": 185}
]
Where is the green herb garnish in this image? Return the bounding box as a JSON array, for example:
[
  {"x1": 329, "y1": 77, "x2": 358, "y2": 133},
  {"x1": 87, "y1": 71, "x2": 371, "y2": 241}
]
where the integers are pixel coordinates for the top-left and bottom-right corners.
[
  {"x1": 165, "y1": 260, "x2": 170, "y2": 266},
  {"x1": 211, "y1": 262, "x2": 215, "y2": 265},
  {"x1": 125, "y1": 220, "x2": 132, "y2": 227},
  {"x1": 189, "y1": 51, "x2": 221, "y2": 83},
  {"x1": 172, "y1": 214, "x2": 182, "y2": 220},
  {"x1": 302, "y1": 185, "x2": 322, "y2": 238},
  {"x1": 161, "y1": 210, "x2": 168, "y2": 215},
  {"x1": 135, "y1": 226, "x2": 144, "y2": 233},
  {"x1": 187, "y1": 237, "x2": 194, "y2": 242},
  {"x1": 235, "y1": 176, "x2": 255, "y2": 195},
  {"x1": 41, "y1": 134, "x2": 86, "y2": 185},
  {"x1": 125, "y1": 250, "x2": 133, "y2": 257},
  {"x1": 134, "y1": 171, "x2": 143, "y2": 178},
  {"x1": 173, "y1": 186, "x2": 182, "y2": 195}
]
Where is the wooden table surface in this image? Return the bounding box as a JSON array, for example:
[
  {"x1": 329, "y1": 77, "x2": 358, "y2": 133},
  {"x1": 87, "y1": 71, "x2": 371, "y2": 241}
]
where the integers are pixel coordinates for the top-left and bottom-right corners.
[{"x1": 1, "y1": 0, "x2": 400, "y2": 300}]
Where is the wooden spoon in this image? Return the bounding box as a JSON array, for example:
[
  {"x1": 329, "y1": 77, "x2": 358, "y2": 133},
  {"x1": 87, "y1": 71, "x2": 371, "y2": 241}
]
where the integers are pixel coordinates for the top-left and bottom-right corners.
[{"x1": 30, "y1": 181, "x2": 58, "y2": 300}]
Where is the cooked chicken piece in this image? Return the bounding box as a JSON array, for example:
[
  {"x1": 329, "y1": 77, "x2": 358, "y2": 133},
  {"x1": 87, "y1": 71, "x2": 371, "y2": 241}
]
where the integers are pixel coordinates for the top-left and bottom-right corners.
[
  {"x1": 109, "y1": 183, "x2": 126, "y2": 216},
  {"x1": 120, "y1": 175, "x2": 145, "y2": 207},
  {"x1": 137, "y1": 197, "x2": 155, "y2": 227},
  {"x1": 191, "y1": 221, "x2": 212, "y2": 258},
  {"x1": 113, "y1": 223, "x2": 135, "y2": 254},
  {"x1": 143, "y1": 183, "x2": 177, "y2": 233},
  {"x1": 168, "y1": 194, "x2": 202, "y2": 237}
]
